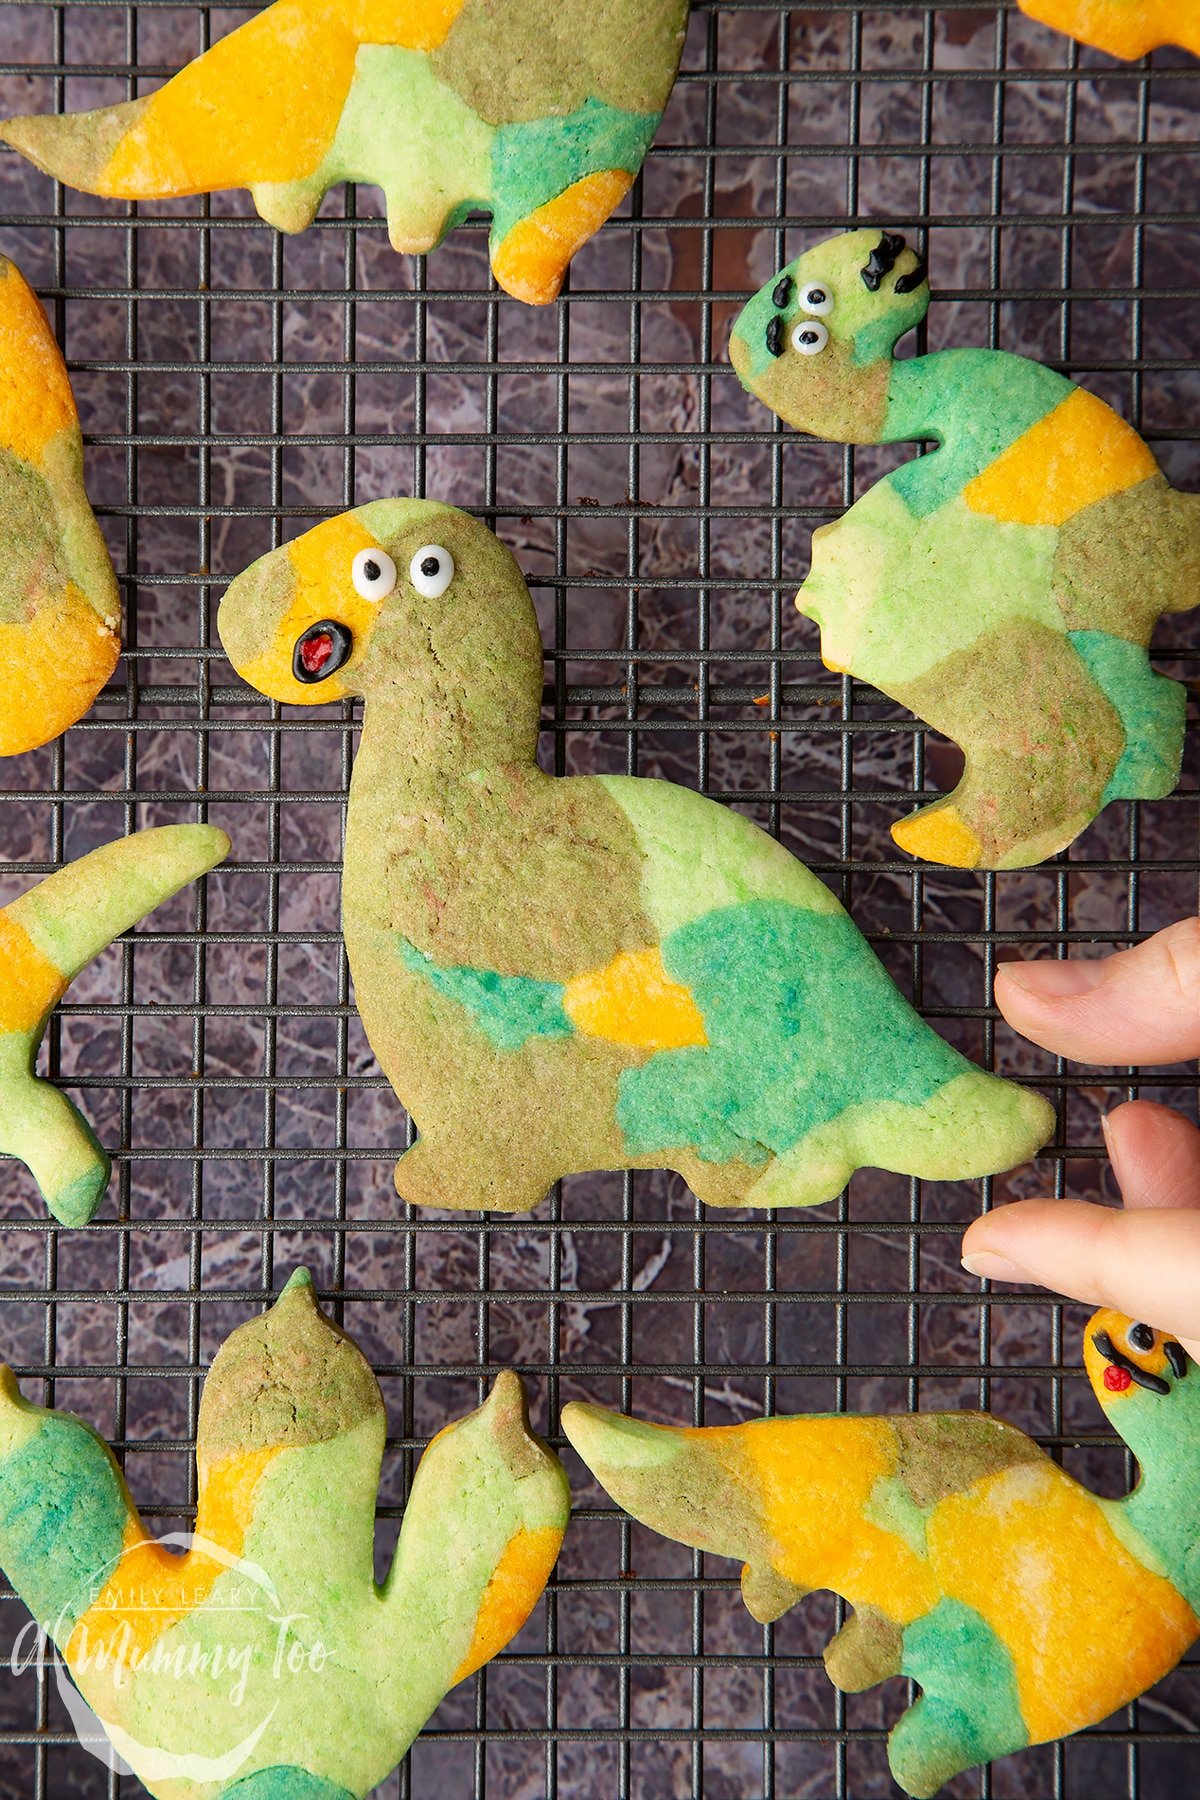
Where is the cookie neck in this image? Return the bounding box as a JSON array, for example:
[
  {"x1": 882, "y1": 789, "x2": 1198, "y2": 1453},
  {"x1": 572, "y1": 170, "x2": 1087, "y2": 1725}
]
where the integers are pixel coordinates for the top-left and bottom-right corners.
[
  {"x1": 1107, "y1": 1387, "x2": 1200, "y2": 1609},
  {"x1": 353, "y1": 671, "x2": 542, "y2": 805}
]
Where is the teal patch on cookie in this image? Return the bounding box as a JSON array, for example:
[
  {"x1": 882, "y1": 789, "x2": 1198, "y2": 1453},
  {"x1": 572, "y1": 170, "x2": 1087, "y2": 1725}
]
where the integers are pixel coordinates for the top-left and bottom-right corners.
[
  {"x1": 399, "y1": 938, "x2": 572, "y2": 1050},
  {"x1": 1068, "y1": 629, "x2": 1188, "y2": 804},
  {"x1": 0, "y1": 1417, "x2": 130, "y2": 1636},
  {"x1": 223, "y1": 1772, "x2": 358, "y2": 1800},
  {"x1": 893, "y1": 1598, "x2": 1028, "y2": 1790},
  {"x1": 616, "y1": 900, "x2": 964, "y2": 1163},
  {"x1": 490, "y1": 98, "x2": 659, "y2": 244}
]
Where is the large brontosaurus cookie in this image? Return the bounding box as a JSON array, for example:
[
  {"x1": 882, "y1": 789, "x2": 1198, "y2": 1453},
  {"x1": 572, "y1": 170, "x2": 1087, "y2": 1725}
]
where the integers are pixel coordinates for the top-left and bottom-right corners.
[
  {"x1": 0, "y1": 1268, "x2": 569, "y2": 1797},
  {"x1": 1, "y1": 0, "x2": 689, "y2": 306},
  {"x1": 1019, "y1": 0, "x2": 1200, "y2": 56},
  {"x1": 730, "y1": 227, "x2": 1200, "y2": 870},
  {"x1": 0, "y1": 256, "x2": 120, "y2": 753},
  {"x1": 218, "y1": 499, "x2": 1053, "y2": 1213},
  {"x1": 0, "y1": 825, "x2": 229, "y2": 1224},
  {"x1": 564, "y1": 1310, "x2": 1200, "y2": 1798}
]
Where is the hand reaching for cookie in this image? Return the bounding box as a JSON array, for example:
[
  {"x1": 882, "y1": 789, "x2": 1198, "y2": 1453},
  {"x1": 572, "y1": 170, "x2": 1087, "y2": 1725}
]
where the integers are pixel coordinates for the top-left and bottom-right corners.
[{"x1": 961, "y1": 918, "x2": 1200, "y2": 1362}]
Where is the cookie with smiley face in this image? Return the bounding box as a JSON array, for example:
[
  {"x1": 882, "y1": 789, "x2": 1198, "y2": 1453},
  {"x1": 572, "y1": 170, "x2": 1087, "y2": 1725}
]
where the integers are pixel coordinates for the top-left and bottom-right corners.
[
  {"x1": 1, "y1": 0, "x2": 690, "y2": 306},
  {"x1": 565, "y1": 1309, "x2": 1200, "y2": 1798},
  {"x1": 218, "y1": 498, "x2": 1052, "y2": 1217},
  {"x1": 730, "y1": 227, "x2": 1200, "y2": 870},
  {"x1": 1018, "y1": 0, "x2": 1200, "y2": 57}
]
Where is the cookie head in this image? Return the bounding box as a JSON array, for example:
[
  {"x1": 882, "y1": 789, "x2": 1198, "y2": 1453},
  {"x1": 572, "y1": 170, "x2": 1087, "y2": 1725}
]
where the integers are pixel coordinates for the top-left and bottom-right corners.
[
  {"x1": 218, "y1": 498, "x2": 544, "y2": 738},
  {"x1": 1084, "y1": 1309, "x2": 1191, "y2": 1440},
  {"x1": 729, "y1": 227, "x2": 930, "y2": 442}
]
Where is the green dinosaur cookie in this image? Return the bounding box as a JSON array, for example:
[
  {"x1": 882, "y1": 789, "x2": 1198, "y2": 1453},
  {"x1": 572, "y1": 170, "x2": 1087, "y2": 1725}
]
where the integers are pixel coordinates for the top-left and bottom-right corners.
[
  {"x1": 564, "y1": 1309, "x2": 1200, "y2": 1798},
  {"x1": 0, "y1": 0, "x2": 689, "y2": 306},
  {"x1": 217, "y1": 499, "x2": 1053, "y2": 1214},
  {"x1": 0, "y1": 255, "x2": 120, "y2": 754},
  {"x1": 730, "y1": 227, "x2": 1200, "y2": 869},
  {"x1": 0, "y1": 1268, "x2": 570, "y2": 1797},
  {"x1": 0, "y1": 825, "x2": 229, "y2": 1225}
]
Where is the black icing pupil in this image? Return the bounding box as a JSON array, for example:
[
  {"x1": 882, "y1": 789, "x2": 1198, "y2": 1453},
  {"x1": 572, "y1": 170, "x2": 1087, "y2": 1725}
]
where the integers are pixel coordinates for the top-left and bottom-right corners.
[
  {"x1": 421, "y1": 556, "x2": 441, "y2": 577},
  {"x1": 807, "y1": 288, "x2": 827, "y2": 305},
  {"x1": 1129, "y1": 1322, "x2": 1155, "y2": 1352},
  {"x1": 800, "y1": 330, "x2": 819, "y2": 344},
  {"x1": 363, "y1": 559, "x2": 380, "y2": 582}
]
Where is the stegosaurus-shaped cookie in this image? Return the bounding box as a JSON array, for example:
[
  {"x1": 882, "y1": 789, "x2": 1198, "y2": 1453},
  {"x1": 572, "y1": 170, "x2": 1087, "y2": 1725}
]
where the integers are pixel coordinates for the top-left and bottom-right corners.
[{"x1": 0, "y1": 1270, "x2": 570, "y2": 1798}]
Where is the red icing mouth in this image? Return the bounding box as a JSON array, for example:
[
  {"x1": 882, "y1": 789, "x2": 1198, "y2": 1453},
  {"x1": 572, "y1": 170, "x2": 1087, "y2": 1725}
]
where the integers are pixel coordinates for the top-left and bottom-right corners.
[
  {"x1": 1103, "y1": 1365, "x2": 1133, "y2": 1393},
  {"x1": 299, "y1": 633, "x2": 334, "y2": 675}
]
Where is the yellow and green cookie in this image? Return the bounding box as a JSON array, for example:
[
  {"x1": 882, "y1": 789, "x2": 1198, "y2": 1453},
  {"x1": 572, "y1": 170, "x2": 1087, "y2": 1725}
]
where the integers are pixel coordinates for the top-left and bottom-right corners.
[
  {"x1": 0, "y1": 1268, "x2": 570, "y2": 1797},
  {"x1": 565, "y1": 1311, "x2": 1200, "y2": 1797},
  {"x1": 0, "y1": 257, "x2": 120, "y2": 754},
  {"x1": 1019, "y1": 0, "x2": 1200, "y2": 56},
  {"x1": 218, "y1": 500, "x2": 1053, "y2": 1216},
  {"x1": 0, "y1": 825, "x2": 229, "y2": 1224},
  {"x1": 730, "y1": 227, "x2": 1200, "y2": 869},
  {"x1": 1, "y1": 0, "x2": 690, "y2": 305}
]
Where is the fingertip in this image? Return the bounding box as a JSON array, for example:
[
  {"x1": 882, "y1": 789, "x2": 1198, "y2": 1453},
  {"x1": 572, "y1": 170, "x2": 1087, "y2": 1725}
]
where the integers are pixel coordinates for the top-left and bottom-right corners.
[{"x1": 1103, "y1": 1099, "x2": 1200, "y2": 1212}]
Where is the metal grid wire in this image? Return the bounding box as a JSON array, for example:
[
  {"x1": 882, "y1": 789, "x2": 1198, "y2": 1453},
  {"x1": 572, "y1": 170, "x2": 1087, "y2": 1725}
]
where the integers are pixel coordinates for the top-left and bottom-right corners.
[{"x1": 0, "y1": 2, "x2": 1198, "y2": 1795}]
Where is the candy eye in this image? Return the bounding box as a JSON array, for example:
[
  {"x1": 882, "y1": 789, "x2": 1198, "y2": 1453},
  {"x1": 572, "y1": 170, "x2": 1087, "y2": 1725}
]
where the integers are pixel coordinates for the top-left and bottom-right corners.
[
  {"x1": 1128, "y1": 1322, "x2": 1156, "y2": 1353},
  {"x1": 409, "y1": 545, "x2": 455, "y2": 600},
  {"x1": 791, "y1": 320, "x2": 829, "y2": 356},
  {"x1": 351, "y1": 548, "x2": 397, "y2": 602},
  {"x1": 799, "y1": 281, "x2": 834, "y2": 316}
]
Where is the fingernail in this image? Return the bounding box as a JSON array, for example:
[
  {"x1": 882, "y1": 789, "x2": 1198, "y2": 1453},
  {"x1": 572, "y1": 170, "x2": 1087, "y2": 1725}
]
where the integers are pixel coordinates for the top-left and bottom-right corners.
[
  {"x1": 998, "y1": 958, "x2": 1107, "y2": 1001},
  {"x1": 961, "y1": 1250, "x2": 1028, "y2": 1282}
]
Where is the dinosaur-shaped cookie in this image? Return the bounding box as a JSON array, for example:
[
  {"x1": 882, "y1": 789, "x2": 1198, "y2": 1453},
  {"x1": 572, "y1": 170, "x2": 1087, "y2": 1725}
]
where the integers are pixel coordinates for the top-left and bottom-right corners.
[
  {"x1": 1018, "y1": 0, "x2": 1200, "y2": 56},
  {"x1": 217, "y1": 499, "x2": 1053, "y2": 1213},
  {"x1": 564, "y1": 1310, "x2": 1200, "y2": 1798},
  {"x1": 0, "y1": 255, "x2": 120, "y2": 752},
  {"x1": 730, "y1": 227, "x2": 1200, "y2": 869},
  {"x1": 0, "y1": 0, "x2": 689, "y2": 306},
  {"x1": 0, "y1": 825, "x2": 229, "y2": 1224},
  {"x1": 0, "y1": 1268, "x2": 570, "y2": 1797}
]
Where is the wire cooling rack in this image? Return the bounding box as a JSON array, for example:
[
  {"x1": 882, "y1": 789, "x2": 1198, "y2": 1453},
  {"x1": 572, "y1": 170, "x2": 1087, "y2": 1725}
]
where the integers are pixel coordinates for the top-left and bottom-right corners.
[{"x1": 0, "y1": 3, "x2": 1198, "y2": 1796}]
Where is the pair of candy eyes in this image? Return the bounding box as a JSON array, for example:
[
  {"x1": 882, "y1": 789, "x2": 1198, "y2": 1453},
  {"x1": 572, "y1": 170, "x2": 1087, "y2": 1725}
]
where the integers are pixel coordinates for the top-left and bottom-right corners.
[
  {"x1": 790, "y1": 280, "x2": 834, "y2": 357},
  {"x1": 351, "y1": 544, "x2": 455, "y2": 603}
]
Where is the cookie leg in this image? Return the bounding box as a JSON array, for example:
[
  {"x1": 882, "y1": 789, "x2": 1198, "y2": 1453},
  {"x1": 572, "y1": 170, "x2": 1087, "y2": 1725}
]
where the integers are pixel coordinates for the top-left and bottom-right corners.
[
  {"x1": 0, "y1": 1075, "x2": 110, "y2": 1226},
  {"x1": 824, "y1": 1605, "x2": 903, "y2": 1692},
  {"x1": 393, "y1": 1133, "x2": 554, "y2": 1215},
  {"x1": 888, "y1": 1694, "x2": 999, "y2": 1799},
  {"x1": 891, "y1": 1598, "x2": 1029, "y2": 1797},
  {"x1": 490, "y1": 170, "x2": 634, "y2": 305},
  {"x1": 891, "y1": 621, "x2": 1125, "y2": 869}
]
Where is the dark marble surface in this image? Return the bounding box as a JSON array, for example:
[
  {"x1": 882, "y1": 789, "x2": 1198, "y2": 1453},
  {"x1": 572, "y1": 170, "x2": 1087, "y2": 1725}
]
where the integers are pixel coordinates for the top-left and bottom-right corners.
[{"x1": 0, "y1": 3, "x2": 1198, "y2": 1795}]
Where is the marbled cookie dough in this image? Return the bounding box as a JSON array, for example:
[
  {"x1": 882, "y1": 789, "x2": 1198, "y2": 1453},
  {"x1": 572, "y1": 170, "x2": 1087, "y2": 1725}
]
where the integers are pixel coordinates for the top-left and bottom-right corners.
[
  {"x1": 565, "y1": 1311, "x2": 1200, "y2": 1797},
  {"x1": 218, "y1": 499, "x2": 1053, "y2": 1216},
  {"x1": 730, "y1": 227, "x2": 1200, "y2": 869},
  {"x1": 0, "y1": 257, "x2": 120, "y2": 753},
  {"x1": 1019, "y1": 0, "x2": 1200, "y2": 56},
  {"x1": 0, "y1": 1269, "x2": 570, "y2": 1798},
  {"x1": 0, "y1": 826, "x2": 229, "y2": 1224},
  {"x1": 1, "y1": 0, "x2": 690, "y2": 305}
]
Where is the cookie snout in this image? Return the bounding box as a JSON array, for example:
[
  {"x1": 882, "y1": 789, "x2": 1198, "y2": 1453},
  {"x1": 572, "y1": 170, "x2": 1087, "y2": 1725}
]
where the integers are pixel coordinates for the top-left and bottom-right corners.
[{"x1": 292, "y1": 619, "x2": 353, "y2": 685}]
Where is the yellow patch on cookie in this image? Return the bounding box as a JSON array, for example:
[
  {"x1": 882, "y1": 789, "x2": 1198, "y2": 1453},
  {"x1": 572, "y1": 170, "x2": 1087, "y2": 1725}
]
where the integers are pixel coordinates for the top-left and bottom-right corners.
[
  {"x1": 491, "y1": 170, "x2": 635, "y2": 305},
  {"x1": 0, "y1": 585, "x2": 120, "y2": 756},
  {"x1": 732, "y1": 1417, "x2": 939, "y2": 1625},
  {"x1": 891, "y1": 805, "x2": 983, "y2": 869},
  {"x1": 100, "y1": 0, "x2": 469, "y2": 198},
  {"x1": 0, "y1": 261, "x2": 77, "y2": 467},
  {"x1": 0, "y1": 912, "x2": 67, "y2": 1035},
  {"x1": 962, "y1": 387, "x2": 1159, "y2": 528},
  {"x1": 236, "y1": 512, "x2": 386, "y2": 705},
  {"x1": 927, "y1": 1461, "x2": 1199, "y2": 1744},
  {"x1": 563, "y1": 946, "x2": 707, "y2": 1051},
  {"x1": 67, "y1": 1444, "x2": 281, "y2": 1668},
  {"x1": 1019, "y1": 0, "x2": 1199, "y2": 58},
  {"x1": 452, "y1": 1524, "x2": 563, "y2": 1683}
]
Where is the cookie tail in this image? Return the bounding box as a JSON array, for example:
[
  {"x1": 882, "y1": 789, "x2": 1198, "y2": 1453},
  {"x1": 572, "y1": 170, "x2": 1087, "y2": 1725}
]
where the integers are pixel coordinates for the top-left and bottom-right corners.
[{"x1": 4, "y1": 823, "x2": 228, "y2": 983}]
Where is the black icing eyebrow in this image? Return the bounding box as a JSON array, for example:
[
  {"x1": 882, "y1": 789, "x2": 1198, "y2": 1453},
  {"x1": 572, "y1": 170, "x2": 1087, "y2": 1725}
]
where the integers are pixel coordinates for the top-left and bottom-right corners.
[
  {"x1": 772, "y1": 275, "x2": 793, "y2": 309},
  {"x1": 1166, "y1": 1340, "x2": 1189, "y2": 1378},
  {"x1": 861, "y1": 230, "x2": 907, "y2": 292},
  {"x1": 1092, "y1": 1329, "x2": 1172, "y2": 1396},
  {"x1": 895, "y1": 255, "x2": 928, "y2": 295},
  {"x1": 765, "y1": 315, "x2": 785, "y2": 358}
]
